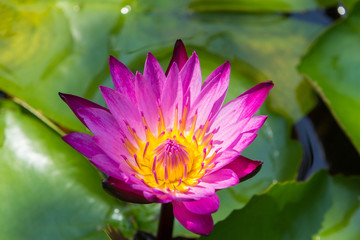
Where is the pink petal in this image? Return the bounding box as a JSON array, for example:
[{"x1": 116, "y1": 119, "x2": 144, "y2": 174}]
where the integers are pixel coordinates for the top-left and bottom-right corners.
[
  {"x1": 201, "y1": 169, "x2": 239, "y2": 190},
  {"x1": 172, "y1": 201, "x2": 214, "y2": 235},
  {"x1": 180, "y1": 52, "x2": 202, "y2": 107},
  {"x1": 92, "y1": 135, "x2": 137, "y2": 176},
  {"x1": 212, "y1": 117, "x2": 251, "y2": 146},
  {"x1": 209, "y1": 81, "x2": 273, "y2": 131},
  {"x1": 201, "y1": 61, "x2": 230, "y2": 90},
  {"x1": 62, "y1": 132, "x2": 103, "y2": 158},
  {"x1": 143, "y1": 53, "x2": 166, "y2": 99},
  {"x1": 135, "y1": 72, "x2": 159, "y2": 133},
  {"x1": 183, "y1": 194, "x2": 219, "y2": 215},
  {"x1": 188, "y1": 61, "x2": 230, "y2": 129},
  {"x1": 143, "y1": 191, "x2": 172, "y2": 203},
  {"x1": 59, "y1": 93, "x2": 108, "y2": 128},
  {"x1": 89, "y1": 154, "x2": 127, "y2": 181},
  {"x1": 161, "y1": 62, "x2": 183, "y2": 128},
  {"x1": 240, "y1": 81, "x2": 273, "y2": 119},
  {"x1": 171, "y1": 184, "x2": 215, "y2": 201},
  {"x1": 165, "y1": 39, "x2": 188, "y2": 75},
  {"x1": 92, "y1": 135, "x2": 130, "y2": 162},
  {"x1": 207, "y1": 133, "x2": 258, "y2": 174},
  {"x1": 100, "y1": 86, "x2": 145, "y2": 140},
  {"x1": 108, "y1": 56, "x2": 137, "y2": 104},
  {"x1": 243, "y1": 115, "x2": 268, "y2": 133},
  {"x1": 214, "y1": 116, "x2": 266, "y2": 151},
  {"x1": 206, "y1": 150, "x2": 238, "y2": 174},
  {"x1": 222, "y1": 156, "x2": 263, "y2": 182},
  {"x1": 77, "y1": 107, "x2": 123, "y2": 138},
  {"x1": 104, "y1": 177, "x2": 151, "y2": 204},
  {"x1": 228, "y1": 132, "x2": 258, "y2": 153}
]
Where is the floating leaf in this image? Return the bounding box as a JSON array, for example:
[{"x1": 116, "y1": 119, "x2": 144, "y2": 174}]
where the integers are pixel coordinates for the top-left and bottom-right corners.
[
  {"x1": 298, "y1": 2, "x2": 360, "y2": 152},
  {"x1": 201, "y1": 171, "x2": 360, "y2": 239},
  {"x1": 189, "y1": 0, "x2": 339, "y2": 13},
  {"x1": 0, "y1": 100, "x2": 159, "y2": 239}
]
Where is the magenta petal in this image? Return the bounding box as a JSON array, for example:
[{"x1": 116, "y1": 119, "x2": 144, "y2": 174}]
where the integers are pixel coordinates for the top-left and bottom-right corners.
[
  {"x1": 215, "y1": 115, "x2": 266, "y2": 151},
  {"x1": 173, "y1": 201, "x2": 214, "y2": 235},
  {"x1": 144, "y1": 53, "x2": 166, "y2": 98},
  {"x1": 165, "y1": 39, "x2": 188, "y2": 75},
  {"x1": 108, "y1": 56, "x2": 137, "y2": 104},
  {"x1": 104, "y1": 177, "x2": 150, "y2": 204},
  {"x1": 135, "y1": 72, "x2": 159, "y2": 133},
  {"x1": 201, "y1": 169, "x2": 239, "y2": 190},
  {"x1": 92, "y1": 135, "x2": 136, "y2": 175},
  {"x1": 89, "y1": 154, "x2": 128, "y2": 181},
  {"x1": 239, "y1": 81, "x2": 274, "y2": 119},
  {"x1": 143, "y1": 191, "x2": 172, "y2": 203},
  {"x1": 180, "y1": 52, "x2": 202, "y2": 106},
  {"x1": 59, "y1": 93, "x2": 108, "y2": 128},
  {"x1": 172, "y1": 184, "x2": 215, "y2": 201},
  {"x1": 92, "y1": 135, "x2": 129, "y2": 162},
  {"x1": 62, "y1": 132, "x2": 103, "y2": 158},
  {"x1": 161, "y1": 62, "x2": 183, "y2": 128},
  {"x1": 77, "y1": 107, "x2": 123, "y2": 138},
  {"x1": 183, "y1": 194, "x2": 219, "y2": 215},
  {"x1": 212, "y1": 117, "x2": 251, "y2": 147},
  {"x1": 223, "y1": 156, "x2": 263, "y2": 182},
  {"x1": 189, "y1": 61, "x2": 230, "y2": 128},
  {"x1": 243, "y1": 115, "x2": 268, "y2": 133},
  {"x1": 201, "y1": 61, "x2": 230, "y2": 90},
  {"x1": 209, "y1": 81, "x2": 273, "y2": 131},
  {"x1": 228, "y1": 132, "x2": 258, "y2": 153},
  {"x1": 100, "y1": 86, "x2": 145, "y2": 140}
]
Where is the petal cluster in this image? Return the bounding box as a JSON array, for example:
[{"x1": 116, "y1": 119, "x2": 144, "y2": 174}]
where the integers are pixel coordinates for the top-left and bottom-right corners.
[{"x1": 61, "y1": 40, "x2": 273, "y2": 235}]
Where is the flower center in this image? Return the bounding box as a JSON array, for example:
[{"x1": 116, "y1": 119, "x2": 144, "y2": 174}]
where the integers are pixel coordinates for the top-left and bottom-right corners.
[
  {"x1": 153, "y1": 139, "x2": 189, "y2": 182},
  {"x1": 122, "y1": 106, "x2": 218, "y2": 193}
]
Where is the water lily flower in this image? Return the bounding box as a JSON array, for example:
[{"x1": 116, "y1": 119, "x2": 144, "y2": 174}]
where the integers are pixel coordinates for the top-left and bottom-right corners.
[{"x1": 60, "y1": 40, "x2": 273, "y2": 235}]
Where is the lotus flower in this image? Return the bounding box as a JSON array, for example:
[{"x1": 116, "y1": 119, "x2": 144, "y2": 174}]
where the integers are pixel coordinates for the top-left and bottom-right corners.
[{"x1": 60, "y1": 40, "x2": 273, "y2": 235}]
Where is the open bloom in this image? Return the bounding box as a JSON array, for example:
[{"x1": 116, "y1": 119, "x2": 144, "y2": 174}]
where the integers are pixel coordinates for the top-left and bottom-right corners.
[{"x1": 60, "y1": 40, "x2": 273, "y2": 235}]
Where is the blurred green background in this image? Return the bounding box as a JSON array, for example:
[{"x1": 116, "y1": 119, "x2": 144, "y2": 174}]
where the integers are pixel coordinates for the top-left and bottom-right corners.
[{"x1": 0, "y1": 0, "x2": 359, "y2": 239}]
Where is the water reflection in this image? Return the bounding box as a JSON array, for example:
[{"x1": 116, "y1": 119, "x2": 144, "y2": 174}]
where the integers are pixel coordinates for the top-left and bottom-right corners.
[
  {"x1": 337, "y1": 6, "x2": 346, "y2": 16},
  {"x1": 6, "y1": 115, "x2": 51, "y2": 171},
  {"x1": 121, "y1": 5, "x2": 131, "y2": 15},
  {"x1": 111, "y1": 208, "x2": 124, "y2": 221}
]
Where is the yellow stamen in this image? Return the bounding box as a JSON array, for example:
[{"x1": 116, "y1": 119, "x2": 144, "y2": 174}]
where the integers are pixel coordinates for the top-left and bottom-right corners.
[{"x1": 121, "y1": 106, "x2": 217, "y2": 193}]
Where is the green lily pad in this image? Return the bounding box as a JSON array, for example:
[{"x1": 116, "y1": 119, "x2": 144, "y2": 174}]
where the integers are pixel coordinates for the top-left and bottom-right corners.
[
  {"x1": 189, "y1": 0, "x2": 339, "y2": 13},
  {"x1": 114, "y1": 0, "x2": 325, "y2": 122},
  {"x1": 0, "y1": 0, "x2": 123, "y2": 132},
  {"x1": 201, "y1": 171, "x2": 360, "y2": 240},
  {"x1": 0, "y1": 99, "x2": 157, "y2": 239},
  {"x1": 298, "y1": 2, "x2": 360, "y2": 153},
  {"x1": 0, "y1": 0, "x2": 326, "y2": 134}
]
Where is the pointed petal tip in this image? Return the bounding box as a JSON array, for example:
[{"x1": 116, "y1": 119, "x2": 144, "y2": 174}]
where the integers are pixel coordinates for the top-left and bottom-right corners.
[
  {"x1": 175, "y1": 39, "x2": 185, "y2": 47},
  {"x1": 99, "y1": 85, "x2": 109, "y2": 92},
  {"x1": 222, "y1": 61, "x2": 231, "y2": 71},
  {"x1": 108, "y1": 55, "x2": 115, "y2": 61},
  {"x1": 99, "y1": 85, "x2": 112, "y2": 98},
  {"x1": 58, "y1": 92, "x2": 65, "y2": 100},
  {"x1": 263, "y1": 80, "x2": 274, "y2": 88},
  {"x1": 174, "y1": 39, "x2": 187, "y2": 54},
  {"x1": 191, "y1": 51, "x2": 198, "y2": 58},
  {"x1": 58, "y1": 92, "x2": 73, "y2": 103},
  {"x1": 146, "y1": 52, "x2": 155, "y2": 60},
  {"x1": 239, "y1": 160, "x2": 263, "y2": 183},
  {"x1": 108, "y1": 55, "x2": 118, "y2": 65},
  {"x1": 135, "y1": 71, "x2": 143, "y2": 78}
]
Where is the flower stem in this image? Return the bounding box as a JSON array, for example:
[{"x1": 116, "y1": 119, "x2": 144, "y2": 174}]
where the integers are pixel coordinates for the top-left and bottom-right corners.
[
  {"x1": 11, "y1": 96, "x2": 66, "y2": 136},
  {"x1": 156, "y1": 203, "x2": 174, "y2": 240}
]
